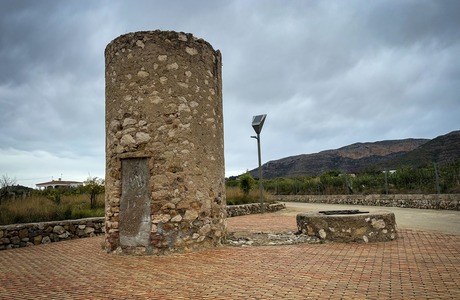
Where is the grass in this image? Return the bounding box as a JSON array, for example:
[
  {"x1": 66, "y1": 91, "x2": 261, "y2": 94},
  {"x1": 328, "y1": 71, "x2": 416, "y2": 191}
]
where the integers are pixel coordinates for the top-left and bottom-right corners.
[
  {"x1": 226, "y1": 186, "x2": 271, "y2": 206},
  {"x1": 0, "y1": 193, "x2": 104, "y2": 225}
]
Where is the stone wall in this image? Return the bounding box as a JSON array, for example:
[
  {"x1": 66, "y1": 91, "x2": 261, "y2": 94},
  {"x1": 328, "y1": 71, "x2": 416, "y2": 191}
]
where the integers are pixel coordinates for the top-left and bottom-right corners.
[
  {"x1": 269, "y1": 194, "x2": 460, "y2": 210},
  {"x1": 0, "y1": 218, "x2": 104, "y2": 250},
  {"x1": 226, "y1": 202, "x2": 286, "y2": 217},
  {"x1": 297, "y1": 212, "x2": 397, "y2": 243},
  {"x1": 0, "y1": 203, "x2": 286, "y2": 250},
  {"x1": 105, "y1": 30, "x2": 226, "y2": 255}
]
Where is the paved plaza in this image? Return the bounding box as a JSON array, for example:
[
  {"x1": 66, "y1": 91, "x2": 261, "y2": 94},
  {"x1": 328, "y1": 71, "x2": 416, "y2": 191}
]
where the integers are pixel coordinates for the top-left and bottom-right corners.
[{"x1": 0, "y1": 203, "x2": 459, "y2": 299}]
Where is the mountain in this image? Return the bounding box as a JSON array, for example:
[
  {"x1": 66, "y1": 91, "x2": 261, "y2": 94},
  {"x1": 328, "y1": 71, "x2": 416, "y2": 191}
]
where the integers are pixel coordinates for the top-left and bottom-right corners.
[
  {"x1": 380, "y1": 130, "x2": 460, "y2": 169},
  {"x1": 249, "y1": 130, "x2": 460, "y2": 179}
]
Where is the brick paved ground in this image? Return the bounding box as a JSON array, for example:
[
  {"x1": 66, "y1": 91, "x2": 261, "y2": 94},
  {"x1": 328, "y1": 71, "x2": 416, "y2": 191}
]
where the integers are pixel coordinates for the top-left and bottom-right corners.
[{"x1": 1, "y1": 213, "x2": 459, "y2": 299}]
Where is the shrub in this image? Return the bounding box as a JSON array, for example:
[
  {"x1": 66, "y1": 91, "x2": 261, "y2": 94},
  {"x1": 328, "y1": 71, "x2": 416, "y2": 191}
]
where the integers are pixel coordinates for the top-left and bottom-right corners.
[
  {"x1": 239, "y1": 171, "x2": 255, "y2": 196},
  {"x1": 226, "y1": 186, "x2": 269, "y2": 206}
]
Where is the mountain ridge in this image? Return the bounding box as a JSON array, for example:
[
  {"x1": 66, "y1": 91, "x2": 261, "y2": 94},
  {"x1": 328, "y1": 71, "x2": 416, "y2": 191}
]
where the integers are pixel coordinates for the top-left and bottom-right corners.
[{"x1": 249, "y1": 130, "x2": 460, "y2": 179}]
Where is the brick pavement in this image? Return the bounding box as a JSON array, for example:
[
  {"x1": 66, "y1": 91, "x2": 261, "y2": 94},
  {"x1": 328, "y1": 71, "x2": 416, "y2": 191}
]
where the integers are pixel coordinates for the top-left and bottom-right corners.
[{"x1": 0, "y1": 213, "x2": 459, "y2": 299}]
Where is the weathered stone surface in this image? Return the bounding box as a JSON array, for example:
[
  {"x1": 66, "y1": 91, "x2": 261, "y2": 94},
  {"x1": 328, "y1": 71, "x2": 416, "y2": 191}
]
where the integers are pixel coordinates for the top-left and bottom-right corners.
[
  {"x1": 105, "y1": 30, "x2": 225, "y2": 255},
  {"x1": 297, "y1": 211, "x2": 397, "y2": 243},
  {"x1": 119, "y1": 158, "x2": 151, "y2": 248}
]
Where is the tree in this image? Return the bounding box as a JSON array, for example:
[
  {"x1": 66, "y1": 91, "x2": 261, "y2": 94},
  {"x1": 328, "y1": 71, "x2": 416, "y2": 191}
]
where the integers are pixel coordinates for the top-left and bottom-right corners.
[
  {"x1": 83, "y1": 177, "x2": 105, "y2": 209},
  {"x1": 239, "y1": 171, "x2": 255, "y2": 197},
  {"x1": 0, "y1": 174, "x2": 17, "y2": 205}
]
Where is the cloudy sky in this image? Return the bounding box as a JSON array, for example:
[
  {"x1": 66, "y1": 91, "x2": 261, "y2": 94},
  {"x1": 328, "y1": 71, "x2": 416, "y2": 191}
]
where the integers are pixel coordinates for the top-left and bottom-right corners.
[{"x1": 1, "y1": 1, "x2": 459, "y2": 187}]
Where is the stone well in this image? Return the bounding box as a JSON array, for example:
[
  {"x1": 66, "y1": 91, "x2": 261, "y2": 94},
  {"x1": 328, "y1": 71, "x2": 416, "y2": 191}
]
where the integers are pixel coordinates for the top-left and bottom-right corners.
[
  {"x1": 297, "y1": 211, "x2": 397, "y2": 243},
  {"x1": 104, "y1": 30, "x2": 226, "y2": 255}
]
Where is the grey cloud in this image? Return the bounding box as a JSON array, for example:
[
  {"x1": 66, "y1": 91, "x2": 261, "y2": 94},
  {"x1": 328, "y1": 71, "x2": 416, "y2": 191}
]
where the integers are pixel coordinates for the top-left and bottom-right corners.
[{"x1": 0, "y1": 0, "x2": 459, "y2": 185}]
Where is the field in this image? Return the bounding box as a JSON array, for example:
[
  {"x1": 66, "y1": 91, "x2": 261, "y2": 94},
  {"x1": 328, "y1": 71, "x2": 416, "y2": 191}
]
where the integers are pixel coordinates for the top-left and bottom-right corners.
[{"x1": 0, "y1": 193, "x2": 104, "y2": 225}]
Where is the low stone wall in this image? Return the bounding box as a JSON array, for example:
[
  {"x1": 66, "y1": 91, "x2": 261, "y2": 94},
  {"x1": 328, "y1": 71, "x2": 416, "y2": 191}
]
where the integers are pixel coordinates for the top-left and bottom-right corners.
[
  {"x1": 226, "y1": 202, "x2": 286, "y2": 217},
  {"x1": 269, "y1": 194, "x2": 460, "y2": 210},
  {"x1": 0, "y1": 203, "x2": 286, "y2": 250},
  {"x1": 0, "y1": 218, "x2": 104, "y2": 250},
  {"x1": 297, "y1": 211, "x2": 397, "y2": 243}
]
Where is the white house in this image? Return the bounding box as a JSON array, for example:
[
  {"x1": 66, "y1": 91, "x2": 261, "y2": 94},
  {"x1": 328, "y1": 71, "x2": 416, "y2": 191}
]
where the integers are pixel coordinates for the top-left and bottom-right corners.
[{"x1": 36, "y1": 178, "x2": 84, "y2": 190}]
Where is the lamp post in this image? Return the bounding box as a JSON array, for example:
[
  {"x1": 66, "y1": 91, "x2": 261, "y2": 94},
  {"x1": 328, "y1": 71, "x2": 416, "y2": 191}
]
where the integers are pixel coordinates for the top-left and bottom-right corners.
[{"x1": 251, "y1": 114, "x2": 267, "y2": 213}]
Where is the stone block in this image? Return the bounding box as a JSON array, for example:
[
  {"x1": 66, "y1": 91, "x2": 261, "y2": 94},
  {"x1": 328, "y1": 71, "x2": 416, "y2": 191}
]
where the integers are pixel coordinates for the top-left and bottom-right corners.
[{"x1": 297, "y1": 211, "x2": 397, "y2": 243}]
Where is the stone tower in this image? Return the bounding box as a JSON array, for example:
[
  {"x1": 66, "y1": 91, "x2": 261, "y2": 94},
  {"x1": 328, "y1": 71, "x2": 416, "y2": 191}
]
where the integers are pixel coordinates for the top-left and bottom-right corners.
[{"x1": 104, "y1": 30, "x2": 226, "y2": 255}]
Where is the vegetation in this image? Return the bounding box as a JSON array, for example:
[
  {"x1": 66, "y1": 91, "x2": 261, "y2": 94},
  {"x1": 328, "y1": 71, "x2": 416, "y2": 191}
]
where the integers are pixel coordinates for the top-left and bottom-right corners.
[
  {"x1": 0, "y1": 185, "x2": 265, "y2": 225},
  {"x1": 225, "y1": 171, "x2": 270, "y2": 205},
  {"x1": 0, "y1": 192, "x2": 104, "y2": 225},
  {"x1": 2, "y1": 159, "x2": 458, "y2": 225},
  {"x1": 261, "y1": 159, "x2": 460, "y2": 195},
  {"x1": 239, "y1": 170, "x2": 255, "y2": 196},
  {"x1": 82, "y1": 177, "x2": 105, "y2": 209},
  {"x1": 0, "y1": 174, "x2": 17, "y2": 205},
  {"x1": 226, "y1": 186, "x2": 269, "y2": 206},
  {"x1": 0, "y1": 176, "x2": 106, "y2": 225}
]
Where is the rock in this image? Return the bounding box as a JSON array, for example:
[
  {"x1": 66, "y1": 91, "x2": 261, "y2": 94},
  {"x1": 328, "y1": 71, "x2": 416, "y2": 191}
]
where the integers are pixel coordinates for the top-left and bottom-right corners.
[
  {"x1": 120, "y1": 134, "x2": 136, "y2": 146},
  {"x1": 184, "y1": 210, "x2": 198, "y2": 222},
  {"x1": 137, "y1": 70, "x2": 149, "y2": 78},
  {"x1": 135, "y1": 132, "x2": 151, "y2": 143},
  {"x1": 371, "y1": 219, "x2": 386, "y2": 229},
  {"x1": 58, "y1": 232, "x2": 69, "y2": 239},
  {"x1": 11, "y1": 236, "x2": 20, "y2": 245},
  {"x1": 171, "y1": 215, "x2": 182, "y2": 222},
  {"x1": 42, "y1": 236, "x2": 51, "y2": 244},
  {"x1": 18, "y1": 229, "x2": 28, "y2": 239},
  {"x1": 53, "y1": 226, "x2": 65, "y2": 235},
  {"x1": 199, "y1": 224, "x2": 211, "y2": 236},
  {"x1": 33, "y1": 235, "x2": 42, "y2": 245},
  {"x1": 318, "y1": 229, "x2": 327, "y2": 240},
  {"x1": 84, "y1": 227, "x2": 95, "y2": 234}
]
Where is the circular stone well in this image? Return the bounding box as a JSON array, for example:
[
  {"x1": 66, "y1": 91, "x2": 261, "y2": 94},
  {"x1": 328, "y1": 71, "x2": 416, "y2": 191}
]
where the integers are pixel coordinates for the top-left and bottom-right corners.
[
  {"x1": 104, "y1": 30, "x2": 226, "y2": 255},
  {"x1": 296, "y1": 211, "x2": 397, "y2": 243}
]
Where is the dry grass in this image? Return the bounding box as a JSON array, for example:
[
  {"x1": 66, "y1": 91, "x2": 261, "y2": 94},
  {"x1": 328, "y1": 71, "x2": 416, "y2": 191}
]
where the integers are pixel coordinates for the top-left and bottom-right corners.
[
  {"x1": 226, "y1": 186, "x2": 269, "y2": 205},
  {"x1": 0, "y1": 186, "x2": 270, "y2": 225},
  {"x1": 0, "y1": 193, "x2": 104, "y2": 225}
]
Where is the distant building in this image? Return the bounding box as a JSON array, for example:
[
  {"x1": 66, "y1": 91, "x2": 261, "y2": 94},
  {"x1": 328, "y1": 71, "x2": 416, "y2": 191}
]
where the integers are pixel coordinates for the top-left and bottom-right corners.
[
  {"x1": 382, "y1": 170, "x2": 397, "y2": 174},
  {"x1": 35, "y1": 178, "x2": 83, "y2": 190}
]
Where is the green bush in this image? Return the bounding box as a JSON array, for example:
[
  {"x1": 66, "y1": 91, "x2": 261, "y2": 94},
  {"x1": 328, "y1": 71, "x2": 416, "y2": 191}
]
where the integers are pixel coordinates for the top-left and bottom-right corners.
[{"x1": 239, "y1": 171, "x2": 255, "y2": 196}]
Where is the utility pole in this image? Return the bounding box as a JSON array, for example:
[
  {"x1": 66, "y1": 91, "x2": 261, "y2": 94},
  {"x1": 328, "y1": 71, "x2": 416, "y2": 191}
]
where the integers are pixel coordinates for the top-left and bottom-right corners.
[
  {"x1": 434, "y1": 162, "x2": 440, "y2": 194},
  {"x1": 384, "y1": 169, "x2": 389, "y2": 195},
  {"x1": 251, "y1": 114, "x2": 267, "y2": 214}
]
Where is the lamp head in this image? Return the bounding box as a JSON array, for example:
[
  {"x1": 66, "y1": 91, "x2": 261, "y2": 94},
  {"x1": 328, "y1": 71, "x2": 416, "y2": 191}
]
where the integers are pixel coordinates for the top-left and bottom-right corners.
[{"x1": 251, "y1": 114, "x2": 267, "y2": 134}]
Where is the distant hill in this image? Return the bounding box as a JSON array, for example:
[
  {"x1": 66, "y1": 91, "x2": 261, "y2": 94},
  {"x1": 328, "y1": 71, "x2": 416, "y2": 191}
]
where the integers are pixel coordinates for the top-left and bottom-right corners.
[
  {"x1": 380, "y1": 130, "x2": 460, "y2": 169},
  {"x1": 249, "y1": 130, "x2": 460, "y2": 179}
]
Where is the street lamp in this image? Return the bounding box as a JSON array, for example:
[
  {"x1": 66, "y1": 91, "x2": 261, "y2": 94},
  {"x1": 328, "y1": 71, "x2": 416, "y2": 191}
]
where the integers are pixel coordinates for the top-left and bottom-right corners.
[{"x1": 251, "y1": 114, "x2": 267, "y2": 213}]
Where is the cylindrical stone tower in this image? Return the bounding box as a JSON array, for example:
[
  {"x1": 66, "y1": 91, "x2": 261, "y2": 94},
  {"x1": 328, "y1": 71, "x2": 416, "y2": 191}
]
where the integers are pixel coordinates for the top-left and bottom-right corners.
[{"x1": 104, "y1": 30, "x2": 226, "y2": 255}]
